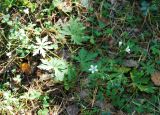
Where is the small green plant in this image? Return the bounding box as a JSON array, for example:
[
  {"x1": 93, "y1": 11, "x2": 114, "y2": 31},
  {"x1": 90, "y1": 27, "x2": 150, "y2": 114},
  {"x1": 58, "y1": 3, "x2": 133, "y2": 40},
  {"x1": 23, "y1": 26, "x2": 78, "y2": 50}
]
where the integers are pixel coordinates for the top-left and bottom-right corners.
[
  {"x1": 0, "y1": 90, "x2": 22, "y2": 114},
  {"x1": 38, "y1": 108, "x2": 49, "y2": 115},
  {"x1": 74, "y1": 48, "x2": 98, "y2": 71},
  {"x1": 38, "y1": 57, "x2": 68, "y2": 81},
  {"x1": 20, "y1": 88, "x2": 41, "y2": 100},
  {"x1": 60, "y1": 17, "x2": 87, "y2": 45},
  {"x1": 1, "y1": 0, "x2": 160, "y2": 114},
  {"x1": 130, "y1": 70, "x2": 155, "y2": 93},
  {"x1": 64, "y1": 65, "x2": 77, "y2": 90},
  {"x1": 32, "y1": 36, "x2": 54, "y2": 58}
]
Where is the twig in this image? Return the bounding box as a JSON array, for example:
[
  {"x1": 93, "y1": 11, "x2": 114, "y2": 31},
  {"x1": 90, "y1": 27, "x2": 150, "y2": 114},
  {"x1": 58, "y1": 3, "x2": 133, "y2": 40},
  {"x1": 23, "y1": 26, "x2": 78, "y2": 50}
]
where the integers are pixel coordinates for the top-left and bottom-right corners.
[{"x1": 91, "y1": 87, "x2": 98, "y2": 107}]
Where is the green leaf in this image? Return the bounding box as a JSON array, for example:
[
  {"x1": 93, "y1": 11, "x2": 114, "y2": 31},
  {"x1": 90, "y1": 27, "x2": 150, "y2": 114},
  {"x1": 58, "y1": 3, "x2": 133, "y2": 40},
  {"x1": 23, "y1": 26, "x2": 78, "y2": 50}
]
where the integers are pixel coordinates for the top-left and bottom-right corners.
[
  {"x1": 74, "y1": 48, "x2": 98, "y2": 71},
  {"x1": 38, "y1": 58, "x2": 68, "y2": 81},
  {"x1": 61, "y1": 17, "x2": 86, "y2": 44},
  {"x1": 29, "y1": 90, "x2": 41, "y2": 100},
  {"x1": 137, "y1": 85, "x2": 155, "y2": 93},
  {"x1": 130, "y1": 70, "x2": 155, "y2": 93},
  {"x1": 38, "y1": 108, "x2": 49, "y2": 115},
  {"x1": 52, "y1": 0, "x2": 63, "y2": 7},
  {"x1": 64, "y1": 66, "x2": 77, "y2": 90},
  {"x1": 105, "y1": 28, "x2": 113, "y2": 36},
  {"x1": 141, "y1": 61, "x2": 155, "y2": 75},
  {"x1": 2, "y1": 14, "x2": 10, "y2": 23},
  {"x1": 33, "y1": 36, "x2": 54, "y2": 58},
  {"x1": 22, "y1": 0, "x2": 37, "y2": 12}
]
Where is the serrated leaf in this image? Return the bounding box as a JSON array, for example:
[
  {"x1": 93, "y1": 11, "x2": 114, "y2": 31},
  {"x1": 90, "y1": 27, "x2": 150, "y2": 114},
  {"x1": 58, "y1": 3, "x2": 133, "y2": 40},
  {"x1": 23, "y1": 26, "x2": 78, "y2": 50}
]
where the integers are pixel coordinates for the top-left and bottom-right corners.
[
  {"x1": 130, "y1": 70, "x2": 155, "y2": 93},
  {"x1": 38, "y1": 58, "x2": 68, "y2": 81},
  {"x1": 137, "y1": 85, "x2": 155, "y2": 93},
  {"x1": 75, "y1": 48, "x2": 98, "y2": 63},
  {"x1": 61, "y1": 17, "x2": 86, "y2": 44},
  {"x1": 33, "y1": 36, "x2": 54, "y2": 57},
  {"x1": 74, "y1": 48, "x2": 98, "y2": 71}
]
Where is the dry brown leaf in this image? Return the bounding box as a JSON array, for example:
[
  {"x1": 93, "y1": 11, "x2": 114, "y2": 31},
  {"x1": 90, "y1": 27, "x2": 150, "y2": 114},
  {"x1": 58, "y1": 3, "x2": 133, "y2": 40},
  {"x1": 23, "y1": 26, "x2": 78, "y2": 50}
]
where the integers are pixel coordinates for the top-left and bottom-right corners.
[
  {"x1": 21, "y1": 63, "x2": 31, "y2": 75},
  {"x1": 151, "y1": 72, "x2": 160, "y2": 86},
  {"x1": 39, "y1": 73, "x2": 52, "y2": 81}
]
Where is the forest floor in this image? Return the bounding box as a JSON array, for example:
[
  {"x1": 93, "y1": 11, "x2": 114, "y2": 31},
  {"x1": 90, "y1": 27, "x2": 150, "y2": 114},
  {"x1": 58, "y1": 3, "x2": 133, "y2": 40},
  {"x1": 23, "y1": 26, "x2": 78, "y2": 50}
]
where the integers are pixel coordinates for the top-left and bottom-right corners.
[{"x1": 0, "y1": 0, "x2": 160, "y2": 114}]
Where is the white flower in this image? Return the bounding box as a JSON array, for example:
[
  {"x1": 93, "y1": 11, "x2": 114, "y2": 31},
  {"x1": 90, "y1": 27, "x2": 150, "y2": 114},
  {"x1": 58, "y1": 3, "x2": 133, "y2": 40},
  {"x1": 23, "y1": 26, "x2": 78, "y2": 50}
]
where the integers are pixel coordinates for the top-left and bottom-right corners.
[
  {"x1": 119, "y1": 41, "x2": 123, "y2": 47},
  {"x1": 125, "y1": 46, "x2": 130, "y2": 53},
  {"x1": 89, "y1": 65, "x2": 98, "y2": 74},
  {"x1": 23, "y1": 8, "x2": 29, "y2": 14},
  {"x1": 33, "y1": 36, "x2": 53, "y2": 57},
  {"x1": 6, "y1": 52, "x2": 12, "y2": 58}
]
